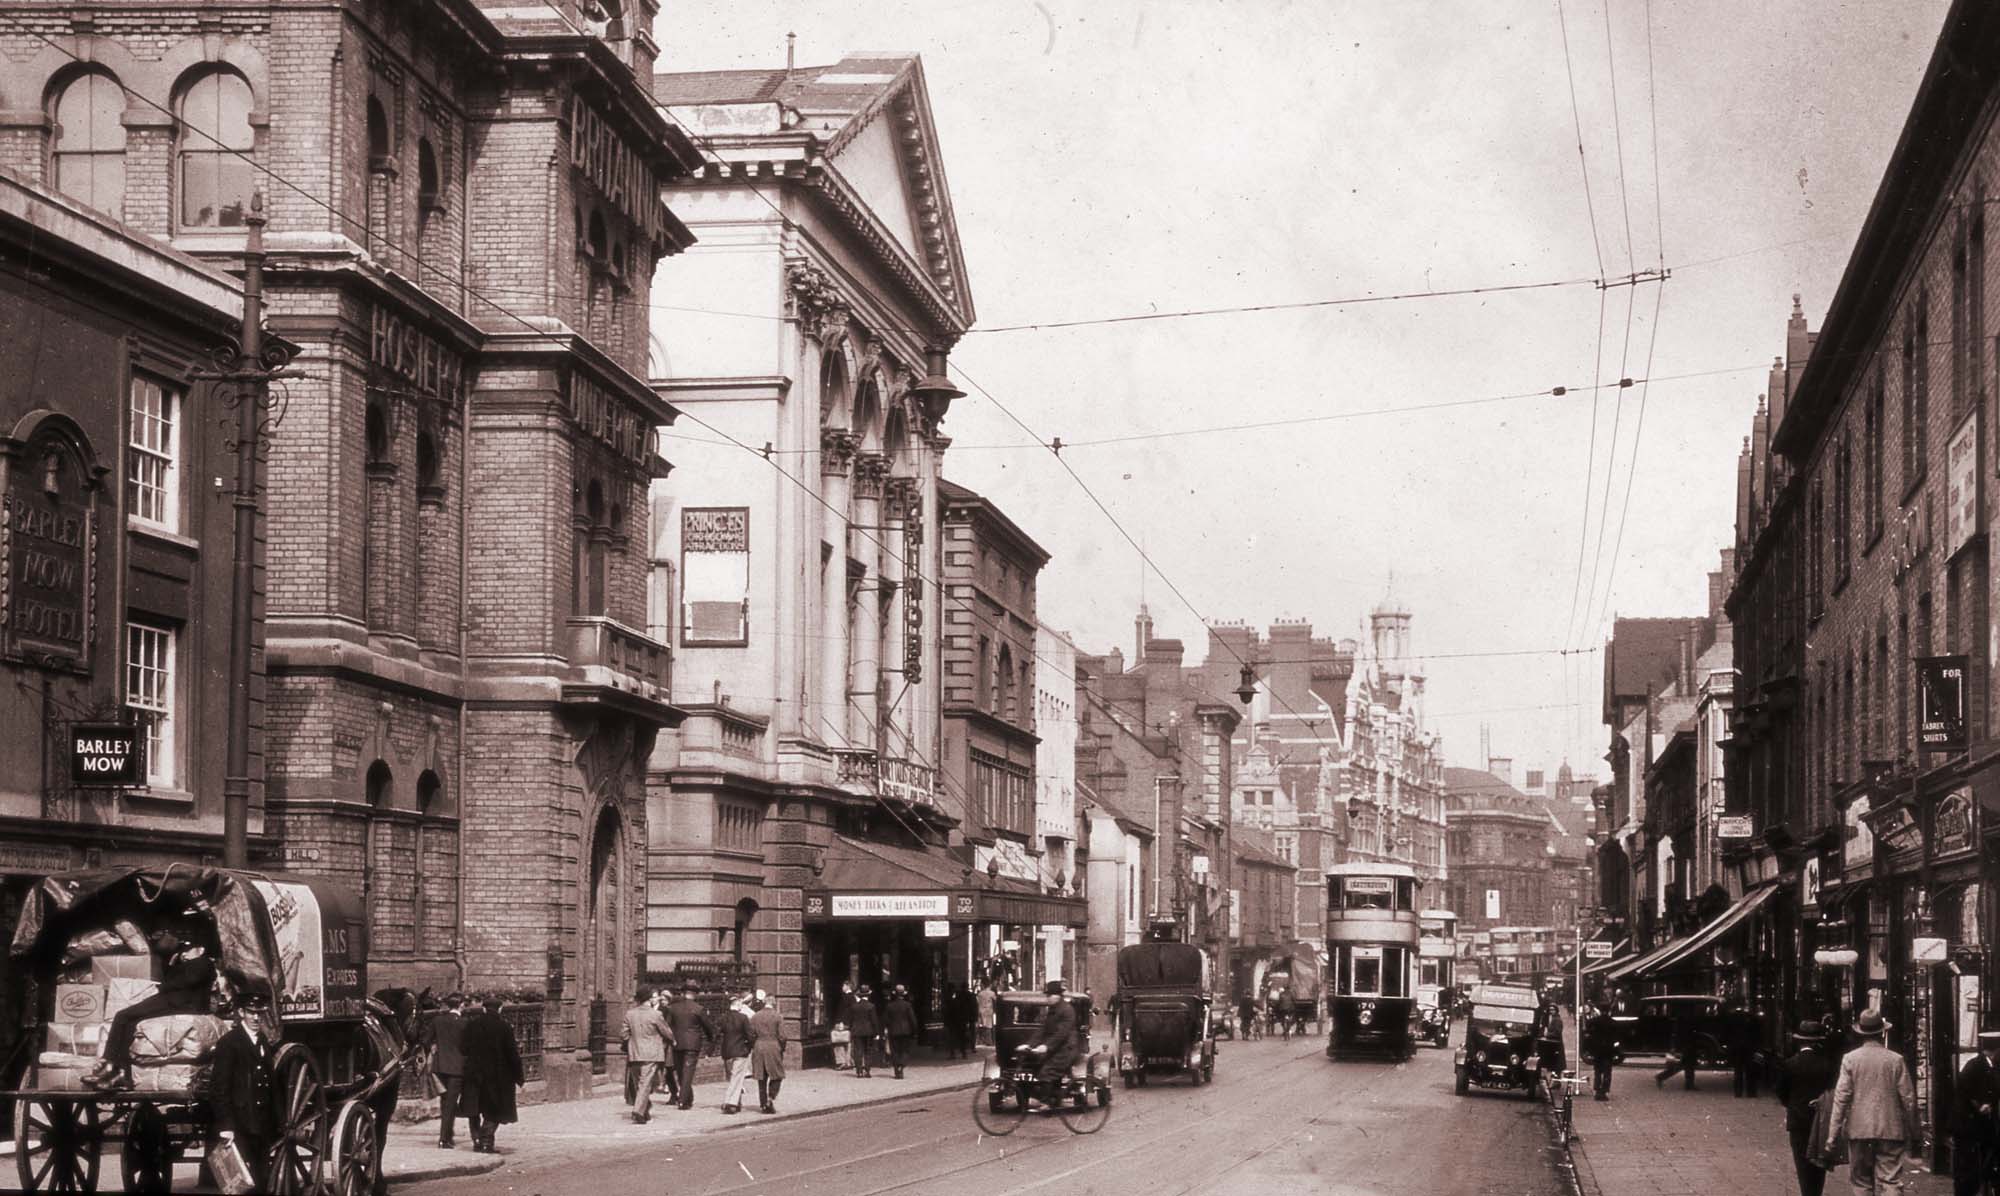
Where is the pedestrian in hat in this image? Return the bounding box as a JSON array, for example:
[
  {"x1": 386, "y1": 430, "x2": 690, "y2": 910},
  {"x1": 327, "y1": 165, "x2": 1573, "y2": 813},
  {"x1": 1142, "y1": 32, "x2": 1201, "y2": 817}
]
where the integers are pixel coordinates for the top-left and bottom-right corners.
[
  {"x1": 1951, "y1": 1030, "x2": 2000, "y2": 1196},
  {"x1": 460, "y1": 998, "x2": 524, "y2": 1154},
  {"x1": 845, "y1": 985, "x2": 881, "y2": 1077},
  {"x1": 1828, "y1": 1008, "x2": 1920, "y2": 1194},
  {"x1": 718, "y1": 993, "x2": 756, "y2": 1114},
  {"x1": 749, "y1": 995, "x2": 787, "y2": 1114},
  {"x1": 207, "y1": 992, "x2": 277, "y2": 1191},
  {"x1": 1582, "y1": 998, "x2": 1618, "y2": 1101},
  {"x1": 1777, "y1": 1018, "x2": 1839, "y2": 1196},
  {"x1": 620, "y1": 986, "x2": 673, "y2": 1124},
  {"x1": 422, "y1": 993, "x2": 468, "y2": 1147},
  {"x1": 883, "y1": 983, "x2": 919, "y2": 1079},
  {"x1": 662, "y1": 987, "x2": 718, "y2": 1109}
]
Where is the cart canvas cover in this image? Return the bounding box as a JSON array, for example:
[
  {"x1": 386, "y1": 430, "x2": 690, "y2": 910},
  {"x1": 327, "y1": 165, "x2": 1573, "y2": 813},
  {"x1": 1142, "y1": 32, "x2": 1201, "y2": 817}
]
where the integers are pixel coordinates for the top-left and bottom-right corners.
[
  {"x1": 1116, "y1": 942, "x2": 1205, "y2": 991},
  {"x1": 6, "y1": 866, "x2": 366, "y2": 1021}
]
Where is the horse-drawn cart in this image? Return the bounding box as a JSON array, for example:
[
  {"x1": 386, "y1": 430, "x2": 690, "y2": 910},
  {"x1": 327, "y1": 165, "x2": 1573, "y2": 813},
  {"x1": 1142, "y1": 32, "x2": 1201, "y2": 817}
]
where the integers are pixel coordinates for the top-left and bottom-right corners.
[{"x1": 1, "y1": 866, "x2": 410, "y2": 1194}]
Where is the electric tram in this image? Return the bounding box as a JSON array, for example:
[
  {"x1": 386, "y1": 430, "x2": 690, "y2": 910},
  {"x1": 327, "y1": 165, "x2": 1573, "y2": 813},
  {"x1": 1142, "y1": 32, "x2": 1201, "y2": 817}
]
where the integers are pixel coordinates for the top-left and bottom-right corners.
[
  {"x1": 1415, "y1": 908, "x2": 1459, "y2": 1046},
  {"x1": 1324, "y1": 862, "x2": 1421, "y2": 1060}
]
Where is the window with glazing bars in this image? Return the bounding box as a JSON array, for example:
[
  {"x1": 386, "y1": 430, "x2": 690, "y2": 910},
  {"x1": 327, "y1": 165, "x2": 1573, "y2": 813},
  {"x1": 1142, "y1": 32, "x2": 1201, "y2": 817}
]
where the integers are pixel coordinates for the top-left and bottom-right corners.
[
  {"x1": 128, "y1": 376, "x2": 180, "y2": 530},
  {"x1": 126, "y1": 620, "x2": 176, "y2": 788}
]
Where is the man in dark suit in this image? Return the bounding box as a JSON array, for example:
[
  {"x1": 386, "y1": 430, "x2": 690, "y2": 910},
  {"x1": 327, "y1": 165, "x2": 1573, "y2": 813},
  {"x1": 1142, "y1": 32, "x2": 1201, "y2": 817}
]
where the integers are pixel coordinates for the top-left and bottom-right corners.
[
  {"x1": 460, "y1": 998, "x2": 523, "y2": 1153},
  {"x1": 1953, "y1": 1030, "x2": 2000, "y2": 1196},
  {"x1": 661, "y1": 988, "x2": 717, "y2": 1110},
  {"x1": 1582, "y1": 998, "x2": 1619, "y2": 1101},
  {"x1": 208, "y1": 992, "x2": 278, "y2": 1189},
  {"x1": 1027, "y1": 980, "x2": 1079, "y2": 1096},
  {"x1": 883, "y1": 984, "x2": 920, "y2": 1079},
  {"x1": 84, "y1": 927, "x2": 217, "y2": 1091},
  {"x1": 1775, "y1": 1018, "x2": 1839, "y2": 1196},
  {"x1": 423, "y1": 993, "x2": 468, "y2": 1147}
]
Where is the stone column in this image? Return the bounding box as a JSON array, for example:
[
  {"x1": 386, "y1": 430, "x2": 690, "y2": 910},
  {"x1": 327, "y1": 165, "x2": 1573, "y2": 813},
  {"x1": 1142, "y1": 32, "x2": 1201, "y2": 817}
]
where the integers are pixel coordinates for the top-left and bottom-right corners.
[
  {"x1": 883, "y1": 477, "x2": 915, "y2": 751},
  {"x1": 819, "y1": 428, "x2": 858, "y2": 745},
  {"x1": 851, "y1": 453, "x2": 890, "y2": 748}
]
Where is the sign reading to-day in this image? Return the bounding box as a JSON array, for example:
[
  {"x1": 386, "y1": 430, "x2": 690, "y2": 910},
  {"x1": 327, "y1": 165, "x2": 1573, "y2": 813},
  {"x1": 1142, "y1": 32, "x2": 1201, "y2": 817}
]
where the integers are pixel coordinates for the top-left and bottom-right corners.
[
  {"x1": 69, "y1": 724, "x2": 141, "y2": 786},
  {"x1": 1717, "y1": 815, "x2": 1754, "y2": 840},
  {"x1": 1583, "y1": 940, "x2": 1615, "y2": 960},
  {"x1": 830, "y1": 894, "x2": 949, "y2": 919},
  {"x1": 1918, "y1": 655, "x2": 1969, "y2": 751}
]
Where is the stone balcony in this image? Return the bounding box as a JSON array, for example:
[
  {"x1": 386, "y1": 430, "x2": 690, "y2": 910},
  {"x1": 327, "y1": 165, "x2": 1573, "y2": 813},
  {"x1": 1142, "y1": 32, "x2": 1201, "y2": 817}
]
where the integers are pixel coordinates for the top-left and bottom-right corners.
[{"x1": 560, "y1": 616, "x2": 683, "y2": 726}]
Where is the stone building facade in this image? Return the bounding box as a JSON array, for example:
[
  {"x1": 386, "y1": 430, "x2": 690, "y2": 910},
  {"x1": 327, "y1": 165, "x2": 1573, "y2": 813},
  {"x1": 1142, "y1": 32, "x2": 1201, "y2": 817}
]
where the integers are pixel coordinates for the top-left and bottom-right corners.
[{"x1": 0, "y1": 0, "x2": 703, "y2": 1094}]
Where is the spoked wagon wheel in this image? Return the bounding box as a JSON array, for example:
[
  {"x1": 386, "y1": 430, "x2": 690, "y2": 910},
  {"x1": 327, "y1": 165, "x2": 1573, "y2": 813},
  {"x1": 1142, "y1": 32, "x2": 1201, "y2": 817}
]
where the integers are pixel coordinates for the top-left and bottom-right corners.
[
  {"x1": 329, "y1": 1099, "x2": 380, "y2": 1196},
  {"x1": 13, "y1": 1097, "x2": 102, "y2": 1193},
  {"x1": 971, "y1": 1080, "x2": 1027, "y2": 1137},
  {"x1": 268, "y1": 1042, "x2": 330, "y2": 1195},
  {"x1": 118, "y1": 1103, "x2": 175, "y2": 1195}
]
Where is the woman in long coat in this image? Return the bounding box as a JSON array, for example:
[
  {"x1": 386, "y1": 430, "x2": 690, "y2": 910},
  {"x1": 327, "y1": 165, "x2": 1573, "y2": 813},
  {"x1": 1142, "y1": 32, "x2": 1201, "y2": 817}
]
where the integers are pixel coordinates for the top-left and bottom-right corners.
[
  {"x1": 749, "y1": 998, "x2": 787, "y2": 1114},
  {"x1": 460, "y1": 998, "x2": 524, "y2": 1153}
]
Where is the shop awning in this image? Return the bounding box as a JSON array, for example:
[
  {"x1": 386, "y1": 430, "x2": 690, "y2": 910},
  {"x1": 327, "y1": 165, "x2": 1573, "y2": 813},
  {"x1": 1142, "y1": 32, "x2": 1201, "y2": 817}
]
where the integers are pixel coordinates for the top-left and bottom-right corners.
[
  {"x1": 804, "y1": 835, "x2": 1087, "y2": 928},
  {"x1": 1599, "y1": 934, "x2": 1689, "y2": 983},
  {"x1": 1638, "y1": 883, "x2": 1780, "y2": 975},
  {"x1": 1578, "y1": 938, "x2": 1634, "y2": 977}
]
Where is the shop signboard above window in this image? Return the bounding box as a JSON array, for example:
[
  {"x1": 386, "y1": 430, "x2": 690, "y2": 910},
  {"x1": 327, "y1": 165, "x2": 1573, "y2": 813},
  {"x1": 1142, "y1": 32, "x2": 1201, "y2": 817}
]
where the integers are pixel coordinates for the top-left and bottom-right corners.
[
  {"x1": 69, "y1": 723, "x2": 141, "y2": 786},
  {"x1": 1917, "y1": 655, "x2": 1969, "y2": 751},
  {"x1": 1717, "y1": 815, "x2": 1754, "y2": 840},
  {"x1": 829, "y1": 894, "x2": 948, "y2": 918},
  {"x1": 1935, "y1": 788, "x2": 1976, "y2": 859}
]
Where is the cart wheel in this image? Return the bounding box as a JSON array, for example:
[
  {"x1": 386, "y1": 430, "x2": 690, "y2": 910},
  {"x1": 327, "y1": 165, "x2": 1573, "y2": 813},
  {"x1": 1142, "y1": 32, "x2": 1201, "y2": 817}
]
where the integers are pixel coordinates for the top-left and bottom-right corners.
[
  {"x1": 13, "y1": 1098, "x2": 102, "y2": 1194},
  {"x1": 268, "y1": 1042, "x2": 330, "y2": 1196},
  {"x1": 118, "y1": 1103, "x2": 174, "y2": 1195},
  {"x1": 329, "y1": 1100, "x2": 380, "y2": 1196},
  {"x1": 972, "y1": 1080, "x2": 1027, "y2": 1137}
]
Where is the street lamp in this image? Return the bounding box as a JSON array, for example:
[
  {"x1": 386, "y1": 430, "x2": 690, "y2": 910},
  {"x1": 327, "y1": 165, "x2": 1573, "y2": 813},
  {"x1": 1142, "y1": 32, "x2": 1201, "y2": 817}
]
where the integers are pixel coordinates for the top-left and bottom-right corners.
[{"x1": 1234, "y1": 664, "x2": 1257, "y2": 705}]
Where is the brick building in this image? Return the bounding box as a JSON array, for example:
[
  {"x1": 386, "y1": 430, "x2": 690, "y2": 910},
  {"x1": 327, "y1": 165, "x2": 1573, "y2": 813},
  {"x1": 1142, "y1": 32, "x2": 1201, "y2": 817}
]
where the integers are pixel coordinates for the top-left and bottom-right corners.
[
  {"x1": 0, "y1": 171, "x2": 249, "y2": 1075},
  {"x1": 0, "y1": 0, "x2": 705, "y2": 1095},
  {"x1": 1726, "y1": 1, "x2": 2000, "y2": 1164}
]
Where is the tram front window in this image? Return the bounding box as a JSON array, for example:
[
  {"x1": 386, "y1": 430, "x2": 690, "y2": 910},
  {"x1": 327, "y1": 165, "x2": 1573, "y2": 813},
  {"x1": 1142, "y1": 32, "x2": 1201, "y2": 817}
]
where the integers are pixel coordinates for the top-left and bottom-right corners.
[{"x1": 1353, "y1": 956, "x2": 1381, "y2": 993}]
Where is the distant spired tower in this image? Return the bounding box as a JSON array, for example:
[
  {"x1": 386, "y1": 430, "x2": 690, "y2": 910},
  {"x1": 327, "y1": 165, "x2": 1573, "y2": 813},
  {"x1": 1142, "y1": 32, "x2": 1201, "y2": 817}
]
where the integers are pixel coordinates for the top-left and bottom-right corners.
[{"x1": 1371, "y1": 591, "x2": 1411, "y2": 682}]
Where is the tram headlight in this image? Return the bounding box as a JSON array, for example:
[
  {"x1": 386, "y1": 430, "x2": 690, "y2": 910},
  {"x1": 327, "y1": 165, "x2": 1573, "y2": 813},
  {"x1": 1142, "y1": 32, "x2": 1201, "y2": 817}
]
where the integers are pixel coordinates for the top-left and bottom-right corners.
[{"x1": 1359, "y1": 1008, "x2": 1373, "y2": 1027}]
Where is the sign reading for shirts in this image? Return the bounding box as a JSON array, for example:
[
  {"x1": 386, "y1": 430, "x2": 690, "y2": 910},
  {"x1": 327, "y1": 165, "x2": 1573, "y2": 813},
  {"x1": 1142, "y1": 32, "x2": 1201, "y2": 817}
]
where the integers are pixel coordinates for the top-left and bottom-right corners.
[{"x1": 1917, "y1": 655, "x2": 1969, "y2": 751}]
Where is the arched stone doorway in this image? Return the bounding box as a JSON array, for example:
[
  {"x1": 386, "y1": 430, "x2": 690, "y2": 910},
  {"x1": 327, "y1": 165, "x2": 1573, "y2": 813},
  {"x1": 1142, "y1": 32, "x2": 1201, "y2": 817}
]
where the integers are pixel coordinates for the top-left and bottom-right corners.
[{"x1": 582, "y1": 803, "x2": 625, "y2": 1006}]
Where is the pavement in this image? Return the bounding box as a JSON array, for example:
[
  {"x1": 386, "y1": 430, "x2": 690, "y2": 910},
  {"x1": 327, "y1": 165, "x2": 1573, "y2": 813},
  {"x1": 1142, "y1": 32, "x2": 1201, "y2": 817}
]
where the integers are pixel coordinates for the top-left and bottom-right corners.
[
  {"x1": 1562, "y1": 1027, "x2": 1953, "y2": 1196},
  {"x1": 384, "y1": 1051, "x2": 989, "y2": 1185}
]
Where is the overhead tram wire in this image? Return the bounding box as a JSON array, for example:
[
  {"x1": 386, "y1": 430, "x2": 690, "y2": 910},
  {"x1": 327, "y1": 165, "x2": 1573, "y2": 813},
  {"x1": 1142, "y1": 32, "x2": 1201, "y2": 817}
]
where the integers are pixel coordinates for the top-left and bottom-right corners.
[{"x1": 1563, "y1": 288, "x2": 1611, "y2": 649}]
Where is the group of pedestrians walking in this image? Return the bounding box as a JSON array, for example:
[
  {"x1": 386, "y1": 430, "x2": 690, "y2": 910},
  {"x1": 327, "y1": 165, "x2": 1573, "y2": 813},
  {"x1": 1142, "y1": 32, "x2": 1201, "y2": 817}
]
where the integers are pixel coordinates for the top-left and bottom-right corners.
[
  {"x1": 620, "y1": 985, "x2": 788, "y2": 1121},
  {"x1": 422, "y1": 993, "x2": 527, "y2": 1153}
]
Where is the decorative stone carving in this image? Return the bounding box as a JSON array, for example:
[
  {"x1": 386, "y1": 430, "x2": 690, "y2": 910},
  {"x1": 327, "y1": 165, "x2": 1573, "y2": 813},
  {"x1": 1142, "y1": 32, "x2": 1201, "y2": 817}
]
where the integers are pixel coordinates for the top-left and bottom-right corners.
[
  {"x1": 786, "y1": 261, "x2": 850, "y2": 346},
  {"x1": 853, "y1": 452, "x2": 891, "y2": 500},
  {"x1": 820, "y1": 427, "x2": 860, "y2": 477}
]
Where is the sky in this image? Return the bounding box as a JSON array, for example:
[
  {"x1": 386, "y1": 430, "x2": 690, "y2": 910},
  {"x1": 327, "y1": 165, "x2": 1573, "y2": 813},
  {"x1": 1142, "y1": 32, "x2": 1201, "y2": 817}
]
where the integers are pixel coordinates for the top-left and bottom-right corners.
[{"x1": 654, "y1": 0, "x2": 1954, "y2": 775}]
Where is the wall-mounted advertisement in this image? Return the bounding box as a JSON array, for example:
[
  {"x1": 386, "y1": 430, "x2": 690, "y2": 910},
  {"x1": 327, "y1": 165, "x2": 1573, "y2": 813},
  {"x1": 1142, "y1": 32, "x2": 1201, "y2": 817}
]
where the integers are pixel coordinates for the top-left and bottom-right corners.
[
  {"x1": 681, "y1": 507, "x2": 750, "y2": 646},
  {"x1": 1948, "y1": 413, "x2": 1979, "y2": 555}
]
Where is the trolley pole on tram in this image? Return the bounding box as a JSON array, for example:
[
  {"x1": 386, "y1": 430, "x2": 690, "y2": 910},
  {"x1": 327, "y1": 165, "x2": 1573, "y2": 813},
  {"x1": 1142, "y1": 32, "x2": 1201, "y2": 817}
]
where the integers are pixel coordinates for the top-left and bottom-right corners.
[{"x1": 198, "y1": 196, "x2": 293, "y2": 869}]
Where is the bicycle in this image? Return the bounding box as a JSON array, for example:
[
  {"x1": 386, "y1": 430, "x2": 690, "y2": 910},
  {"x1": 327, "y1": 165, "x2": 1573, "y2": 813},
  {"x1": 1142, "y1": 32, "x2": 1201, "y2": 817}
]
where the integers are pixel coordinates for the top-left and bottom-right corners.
[
  {"x1": 1545, "y1": 1070, "x2": 1583, "y2": 1143},
  {"x1": 972, "y1": 1045, "x2": 1113, "y2": 1137}
]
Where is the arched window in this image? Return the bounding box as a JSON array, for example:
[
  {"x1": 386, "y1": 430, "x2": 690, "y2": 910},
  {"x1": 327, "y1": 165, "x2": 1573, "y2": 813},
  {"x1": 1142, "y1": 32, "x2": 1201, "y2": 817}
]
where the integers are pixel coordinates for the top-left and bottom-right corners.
[
  {"x1": 415, "y1": 428, "x2": 442, "y2": 502},
  {"x1": 417, "y1": 137, "x2": 441, "y2": 215},
  {"x1": 819, "y1": 349, "x2": 849, "y2": 427},
  {"x1": 998, "y1": 645, "x2": 1015, "y2": 721},
  {"x1": 50, "y1": 71, "x2": 126, "y2": 214},
  {"x1": 177, "y1": 71, "x2": 254, "y2": 229},
  {"x1": 584, "y1": 481, "x2": 607, "y2": 616},
  {"x1": 366, "y1": 96, "x2": 390, "y2": 162},
  {"x1": 586, "y1": 210, "x2": 607, "y2": 261},
  {"x1": 415, "y1": 769, "x2": 443, "y2": 948},
  {"x1": 363, "y1": 760, "x2": 392, "y2": 921}
]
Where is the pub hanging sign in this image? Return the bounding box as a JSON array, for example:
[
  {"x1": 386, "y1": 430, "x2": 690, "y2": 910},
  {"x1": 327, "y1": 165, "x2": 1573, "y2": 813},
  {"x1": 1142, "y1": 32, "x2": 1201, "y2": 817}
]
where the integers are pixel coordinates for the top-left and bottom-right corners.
[
  {"x1": 70, "y1": 723, "x2": 142, "y2": 786},
  {"x1": 1916, "y1": 655, "x2": 1969, "y2": 752}
]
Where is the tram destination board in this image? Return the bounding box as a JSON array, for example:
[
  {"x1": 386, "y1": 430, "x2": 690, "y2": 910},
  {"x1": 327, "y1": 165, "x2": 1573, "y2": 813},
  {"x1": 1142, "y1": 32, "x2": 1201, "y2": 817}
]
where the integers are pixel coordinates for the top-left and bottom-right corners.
[{"x1": 70, "y1": 722, "x2": 142, "y2": 786}]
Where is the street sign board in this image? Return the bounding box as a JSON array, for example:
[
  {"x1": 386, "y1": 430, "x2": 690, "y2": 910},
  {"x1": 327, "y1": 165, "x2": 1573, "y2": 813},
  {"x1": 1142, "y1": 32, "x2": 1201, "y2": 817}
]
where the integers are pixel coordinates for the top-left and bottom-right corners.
[
  {"x1": 1918, "y1": 655, "x2": 1969, "y2": 751},
  {"x1": 70, "y1": 723, "x2": 141, "y2": 786},
  {"x1": 1583, "y1": 940, "x2": 1615, "y2": 960},
  {"x1": 1717, "y1": 815, "x2": 1754, "y2": 840},
  {"x1": 923, "y1": 920, "x2": 950, "y2": 939}
]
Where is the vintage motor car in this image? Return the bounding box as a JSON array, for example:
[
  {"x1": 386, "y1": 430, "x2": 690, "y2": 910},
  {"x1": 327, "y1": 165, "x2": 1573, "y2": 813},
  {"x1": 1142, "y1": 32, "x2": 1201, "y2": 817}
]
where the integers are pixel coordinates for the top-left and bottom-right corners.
[
  {"x1": 1453, "y1": 983, "x2": 1542, "y2": 1098},
  {"x1": 1112, "y1": 940, "x2": 1216, "y2": 1086},
  {"x1": 1612, "y1": 994, "x2": 1730, "y2": 1067}
]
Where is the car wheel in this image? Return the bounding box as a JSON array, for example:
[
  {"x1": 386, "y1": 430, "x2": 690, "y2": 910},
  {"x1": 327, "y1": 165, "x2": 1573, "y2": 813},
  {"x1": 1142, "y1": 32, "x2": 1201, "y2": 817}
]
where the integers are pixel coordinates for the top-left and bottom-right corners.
[{"x1": 1455, "y1": 1066, "x2": 1468, "y2": 1096}]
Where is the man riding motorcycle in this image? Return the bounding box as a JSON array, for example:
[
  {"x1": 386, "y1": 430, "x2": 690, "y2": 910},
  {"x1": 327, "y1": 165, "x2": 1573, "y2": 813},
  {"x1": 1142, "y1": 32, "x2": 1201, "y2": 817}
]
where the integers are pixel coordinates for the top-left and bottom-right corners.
[{"x1": 1021, "y1": 979, "x2": 1081, "y2": 1100}]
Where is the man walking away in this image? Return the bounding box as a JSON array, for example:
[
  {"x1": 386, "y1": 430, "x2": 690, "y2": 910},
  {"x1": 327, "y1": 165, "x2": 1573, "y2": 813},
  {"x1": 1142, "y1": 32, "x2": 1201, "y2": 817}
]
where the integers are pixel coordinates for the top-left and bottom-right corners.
[
  {"x1": 460, "y1": 998, "x2": 524, "y2": 1154},
  {"x1": 1583, "y1": 998, "x2": 1618, "y2": 1101},
  {"x1": 884, "y1": 984, "x2": 919, "y2": 1079},
  {"x1": 1829, "y1": 1009, "x2": 1921, "y2": 1195},
  {"x1": 1952, "y1": 1030, "x2": 2000, "y2": 1196},
  {"x1": 749, "y1": 996, "x2": 787, "y2": 1115},
  {"x1": 425, "y1": 993, "x2": 468, "y2": 1147},
  {"x1": 662, "y1": 988, "x2": 718, "y2": 1110},
  {"x1": 1777, "y1": 1018, "x2": 1838, "y2": 1196},
  {"x1": 719, "y1": 994, "x2": 755, "y2": 1113},
  {"x1": 621, "y1": 987, "x2": 673, "y2": 1124},
  {"x1": 1656, "y1": 1005, "x2": 1699, "y2": 1091},
  {"x1": 948, "y1": 984, "x2": 976, "y2": 1059},
  {"x1": 847, "y1": 985, "x2": 881, "y2": 1077}
]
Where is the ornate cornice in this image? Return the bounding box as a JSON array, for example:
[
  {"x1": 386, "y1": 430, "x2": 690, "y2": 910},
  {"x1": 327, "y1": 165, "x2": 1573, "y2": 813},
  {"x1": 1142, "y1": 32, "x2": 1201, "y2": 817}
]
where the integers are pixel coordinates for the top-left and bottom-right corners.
[{"x1": 785, "y1": 260, "x2": 851, "y2": 346}]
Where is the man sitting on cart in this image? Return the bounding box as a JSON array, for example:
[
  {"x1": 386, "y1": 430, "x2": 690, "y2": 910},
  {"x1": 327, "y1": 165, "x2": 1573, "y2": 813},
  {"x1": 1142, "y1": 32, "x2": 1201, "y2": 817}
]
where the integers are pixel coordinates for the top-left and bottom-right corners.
[
  {"x1": 82, "y1": 923, "x2": 218, "y2": 1091},
  {"x1": 1023, "y1": 979, "x2": 1080, "y2": 1102}
]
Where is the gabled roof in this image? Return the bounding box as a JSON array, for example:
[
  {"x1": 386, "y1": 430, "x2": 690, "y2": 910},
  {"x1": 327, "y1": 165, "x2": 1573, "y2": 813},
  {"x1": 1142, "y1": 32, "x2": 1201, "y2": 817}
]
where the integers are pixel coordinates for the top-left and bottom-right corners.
[{"x1": 655, "y1": 53, "x2": 973, "y2": 330}]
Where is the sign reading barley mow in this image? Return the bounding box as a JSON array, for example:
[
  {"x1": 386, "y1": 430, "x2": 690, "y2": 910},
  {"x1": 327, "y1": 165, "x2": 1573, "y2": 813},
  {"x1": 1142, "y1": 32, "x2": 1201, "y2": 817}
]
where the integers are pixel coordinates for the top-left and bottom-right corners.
[{"x1": 830, "y1": 894, "x2": 949, "y2": 918}]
